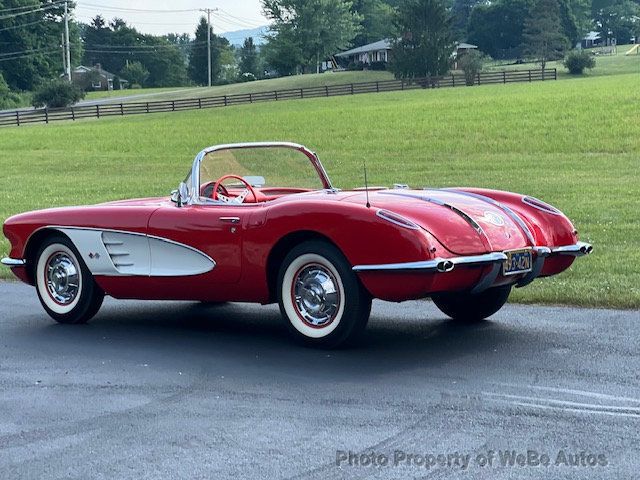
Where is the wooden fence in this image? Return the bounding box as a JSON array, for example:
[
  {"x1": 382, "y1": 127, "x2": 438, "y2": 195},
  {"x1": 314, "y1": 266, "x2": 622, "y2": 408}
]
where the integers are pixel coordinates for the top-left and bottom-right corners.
[{"x1": 0, "y1": 69, "x2": 556, "y2": 127}]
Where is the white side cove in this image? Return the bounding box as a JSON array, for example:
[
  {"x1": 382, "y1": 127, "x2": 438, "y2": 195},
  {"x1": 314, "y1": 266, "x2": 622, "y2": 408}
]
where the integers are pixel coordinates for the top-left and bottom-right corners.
[{"x1": 55, "y1": 227, "x2": 216, "y2": 277}]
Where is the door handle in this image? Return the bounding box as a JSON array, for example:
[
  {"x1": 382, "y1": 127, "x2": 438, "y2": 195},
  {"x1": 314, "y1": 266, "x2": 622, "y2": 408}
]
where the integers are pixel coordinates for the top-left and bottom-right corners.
[{"x1": 219, "y1": 217, "x2": 240, "y2": 224}]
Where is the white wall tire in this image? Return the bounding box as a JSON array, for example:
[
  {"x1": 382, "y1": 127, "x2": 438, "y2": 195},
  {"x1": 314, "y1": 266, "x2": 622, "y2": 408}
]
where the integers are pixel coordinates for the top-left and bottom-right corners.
[
  {"x1": 34, "y1": 236, "x2": 104, "y2": 324},
  {"x1": 277, "y1": 241, "x2": 371, "y2": 348}
]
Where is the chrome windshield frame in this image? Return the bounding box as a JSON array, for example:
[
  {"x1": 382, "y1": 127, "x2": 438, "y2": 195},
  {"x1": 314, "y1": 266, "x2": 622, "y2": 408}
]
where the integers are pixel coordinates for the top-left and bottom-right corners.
[{"x1": 186, "y1": 142, "x2": 333, "y2": 206}]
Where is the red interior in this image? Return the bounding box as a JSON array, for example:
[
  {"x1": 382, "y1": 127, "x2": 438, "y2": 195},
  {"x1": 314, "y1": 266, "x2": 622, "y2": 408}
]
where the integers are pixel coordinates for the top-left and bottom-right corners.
[{"x1": 200, "y1": 181, "x2": 312, "y2": 203}]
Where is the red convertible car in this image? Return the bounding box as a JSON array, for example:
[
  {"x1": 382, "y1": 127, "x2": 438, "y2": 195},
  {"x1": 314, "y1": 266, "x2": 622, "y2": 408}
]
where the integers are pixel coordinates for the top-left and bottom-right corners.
[{"x1": 2, "y1": 142, "x2": 591, "y2": 347}]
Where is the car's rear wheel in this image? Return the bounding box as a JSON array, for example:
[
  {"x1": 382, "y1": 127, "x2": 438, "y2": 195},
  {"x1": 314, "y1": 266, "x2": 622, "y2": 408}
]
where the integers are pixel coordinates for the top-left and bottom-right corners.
[
  {"x1": 431, "y1": 285, "x2": 511, "y2": 322},
  {"x1": 35, "y1": 236, "x2": 104, "y2": 324},
  {"x1": 277, "y1": 241, "x2": 371, "y2": 348}
]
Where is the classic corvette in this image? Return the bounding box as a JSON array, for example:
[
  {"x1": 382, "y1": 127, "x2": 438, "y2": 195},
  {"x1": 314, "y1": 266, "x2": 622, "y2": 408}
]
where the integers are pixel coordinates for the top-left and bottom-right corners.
[{"x1": 2, "y1": 142, "x2": 592, "y2": 347}]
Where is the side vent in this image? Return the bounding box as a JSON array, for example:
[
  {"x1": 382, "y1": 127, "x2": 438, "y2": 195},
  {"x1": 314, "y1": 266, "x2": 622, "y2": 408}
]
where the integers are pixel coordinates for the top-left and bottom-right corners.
[{"x1": 101, "y1": 231, "x2": 150, "y2": 275}]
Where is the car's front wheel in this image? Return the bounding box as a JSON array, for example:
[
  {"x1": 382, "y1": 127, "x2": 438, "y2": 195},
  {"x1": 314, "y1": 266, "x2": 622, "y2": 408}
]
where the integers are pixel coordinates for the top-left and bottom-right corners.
[
  {"x1": 35, "y1": 236, "x2": 104, "y2": 324},
  {"x1": 277, "y1": 241, "x2": 371, "y2": 348},
  {"x1": 431, "y1": 285, "x2": 511, "y2": 322}
]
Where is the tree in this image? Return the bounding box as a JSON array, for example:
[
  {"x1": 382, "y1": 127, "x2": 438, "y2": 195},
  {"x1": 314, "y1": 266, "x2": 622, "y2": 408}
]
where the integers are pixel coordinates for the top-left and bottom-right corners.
[
  {"x1": 262, "y1": 0, "x2": 362, "y2": 73},
  {"x1": 188, "y1": 17, "x2": 231, "y2": 85},
  {"x1": 239, "y1": 37, "x2": 260, "y2": 77},
  {"x1": 592, "y1": 0, "x2": 640, "y2": 44},
  {"x1": 0, "y1": 0, "x2": 82, "y2": 91},
  {"x1": 0, "y1": 73, "x2": 22, "y2": 109},
  {"x1": 521, "y1": 0, "x2": 569, "y2": 68},
  {"x1": 120, "y1": 61, "x2": 149, "y2": 87},
  {"x1": 468, "y1": 0, "x2": 532, "y2": 59},
  {"x1": 351, "y1": 0, "x2": 396, "y2": 47},
  {"x1": 389, "y1": 0, "x2": 455, "y2": 79},
  {"x1": 451, "y1": 0, "x2": 486, "y2": 40}
]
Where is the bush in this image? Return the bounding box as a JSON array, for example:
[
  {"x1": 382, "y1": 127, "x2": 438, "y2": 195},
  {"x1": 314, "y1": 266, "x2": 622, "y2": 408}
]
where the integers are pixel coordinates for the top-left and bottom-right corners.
[
  {"x1": 32, "y1": 81, "x2": 85, "y2": 108},
  {"x1": 0, "y1": 73, "x2": 24, "y2": 109},
  {"x1": 369, "y1": 61, "x2": 387, "y2": 71},
  {"x1": 458, "y1": 50, "x2": 486, "y2": 86},
  {"x1": 563, "y1": 50, "x2": 596, "y2": 74},
  {"x1": 239, "y1": 72, "x2": 257, "y2": 82}
]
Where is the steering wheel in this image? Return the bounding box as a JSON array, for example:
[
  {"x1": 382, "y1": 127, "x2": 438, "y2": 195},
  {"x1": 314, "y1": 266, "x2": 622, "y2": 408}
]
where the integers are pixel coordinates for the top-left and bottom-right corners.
[{"x1": 211, "y1": 175, "x2": 258, "y2": 204}]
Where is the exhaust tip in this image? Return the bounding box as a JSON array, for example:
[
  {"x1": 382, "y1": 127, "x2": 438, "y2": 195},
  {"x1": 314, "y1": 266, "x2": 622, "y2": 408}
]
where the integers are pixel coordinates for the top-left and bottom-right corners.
[
  {"x1": 437, "y1": 260, "x2": 455, "y2": 273},
  {"x1": 581, "y1": 245, "x2": 593, "y2": 255}
]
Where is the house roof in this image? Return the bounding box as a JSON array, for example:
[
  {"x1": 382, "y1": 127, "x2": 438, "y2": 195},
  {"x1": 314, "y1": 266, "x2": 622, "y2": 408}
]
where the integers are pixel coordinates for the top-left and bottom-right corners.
[
  {"x1": 584, "y1": 31, "x2": 601, "y2": 41},
  {"x1": 336, "y1": 39, "x2": 392, "y2": 57},
  {"x1": 457, "y1": 42, "x2": 477, "y2": 49},
  {"x1": 73, "y1": 65, "x2": 116, "y2": 79}
]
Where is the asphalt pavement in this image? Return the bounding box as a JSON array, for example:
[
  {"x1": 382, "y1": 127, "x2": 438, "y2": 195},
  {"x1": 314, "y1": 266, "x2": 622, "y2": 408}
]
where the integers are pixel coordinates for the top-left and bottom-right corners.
[{"x1": 0, "y1": 281, "x2": 638, "y2": 479}]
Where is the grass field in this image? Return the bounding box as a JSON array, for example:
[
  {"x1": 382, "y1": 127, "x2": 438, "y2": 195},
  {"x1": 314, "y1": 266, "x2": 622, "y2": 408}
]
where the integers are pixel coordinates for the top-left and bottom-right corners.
[{"x1": 1, "y1": 72, "x2": 638, "y2": 309}]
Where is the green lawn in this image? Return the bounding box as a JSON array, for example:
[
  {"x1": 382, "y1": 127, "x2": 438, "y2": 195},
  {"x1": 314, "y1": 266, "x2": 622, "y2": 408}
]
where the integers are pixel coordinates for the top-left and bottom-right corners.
[{"x1": 1, "y1": 72, "x2": 638, "y2": 309}]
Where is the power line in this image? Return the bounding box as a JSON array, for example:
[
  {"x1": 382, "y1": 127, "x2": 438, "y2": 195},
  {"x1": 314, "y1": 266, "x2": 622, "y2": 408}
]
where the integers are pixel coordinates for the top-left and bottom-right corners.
[
  {"x1": 0, "y1": 1, "x2": 64, "y2": 14},
  {"x1": 0, "y1": 48, "x2": 59, "y2": 62},
  {"x1": 76, "y1": 3, "x2": 200, "y2": 14},
  {"x1": 0, "y1": 2, "x2": 65, "y2": 21},
  {"x1": 0, "y1": 18, "x2": 51, "y2": 33}
]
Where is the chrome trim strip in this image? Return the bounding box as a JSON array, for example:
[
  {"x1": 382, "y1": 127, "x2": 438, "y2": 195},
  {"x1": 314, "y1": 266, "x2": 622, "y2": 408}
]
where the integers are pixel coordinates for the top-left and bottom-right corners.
[
  {"x1": 189, "y1": 142, "x2": 333, "y2": 206},
  {"x1": 352, "y1": 252, "x2": 507, "y2": 272},
  {"x1": 443, "y1": 188, "x2": 536, "y2": 245},
  {"x1": 1, "y1": 257, "x2": 26, "y2": 267},
  {"x1": 516, "y1": 246, "x2": 551, "y2": 288},
  {"x1": 380, "y1": 191, "x2": 484, "y2": 235},
  {"x1": 550, "y1": 241, "x2": 593, "y2": 257},
  {"x1": 471, "y1": 261, "x2": 502, "y2": 294}
]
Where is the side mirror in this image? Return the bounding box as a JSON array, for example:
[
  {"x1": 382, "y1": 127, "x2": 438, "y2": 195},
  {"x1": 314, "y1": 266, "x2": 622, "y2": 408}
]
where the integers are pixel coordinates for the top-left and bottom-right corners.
[{"x1": 171, "y1": 182, "x2": 189, "y2": 207}]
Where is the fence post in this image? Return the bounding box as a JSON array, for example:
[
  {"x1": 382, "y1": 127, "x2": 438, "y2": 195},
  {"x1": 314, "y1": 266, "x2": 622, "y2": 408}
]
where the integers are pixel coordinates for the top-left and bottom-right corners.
[
  {"x1": 350, "y1": 83, "x2": 354, "y2": 95},
  {"x1": 300, "y1": 88, "x2": 303, "y2": 99},
  {"x1": 554, "y1": 68, "x2": 557, "y2": 80},
  {"x1": 198, "y1": 98, "x2": 202, "y2": 109},
  {"x1": 376, "y1": 81, "x2": 379, "y2": 93},
  {"x1": 528, "y1": 70, "x2": 532, "y2": 82},
  {"x1": 96, "y1": 105, "x2": 100, "y2": 118},
  {"x1": 274, "y1": 91, "x2": 278, "y2": 101},
  {"x1": 249, "y1": 93, "x2": 253, "y2": 103},
  {"x1": 15, "y1": 110, "x2": 20, "y2": 126},
  {"x1": 120, "y1": 103, "x2": 124, "y2": 115},
  {"x1": 146, "y1": 102, "x2": 150, "y2": 113},
  {"x1": 477, "y1": 72, "x2": 481, "y2": 85},
  {"x1": 171, "y1": 100, "x2": 175, "y2": 111},
  {"x1": 71, "y1": 107, "x2": 75, "y2": 121},
  {"x1": 401, "y1": 79, "x2": 404, "y2": 90},
  {"x1": 224, "y1": 95, "x2": 228, "y2": 106},
  {"x1": 325, "y1": 85, "x2": 329, "y2": 96},
  {"x1": 503, "y1": 71, "x2": 506, "y2": 84},
  {"x1": 452, "y1": 74, "x2": 455, "y2": 87},
  {"x1": 44, "y1": 108, "x2": 49, "y2": 124}
]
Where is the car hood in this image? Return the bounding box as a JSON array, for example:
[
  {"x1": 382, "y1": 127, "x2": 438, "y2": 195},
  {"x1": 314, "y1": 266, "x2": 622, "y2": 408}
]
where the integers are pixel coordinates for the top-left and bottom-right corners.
[{"x1": 340, "y1": 189, "x2": 530, "y2": 255}]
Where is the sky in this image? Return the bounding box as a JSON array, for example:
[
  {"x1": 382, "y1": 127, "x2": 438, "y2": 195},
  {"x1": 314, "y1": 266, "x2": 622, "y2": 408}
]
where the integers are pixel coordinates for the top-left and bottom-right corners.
[{"x1": 73, "y1": 0, "x2": 270, "y2": 37}]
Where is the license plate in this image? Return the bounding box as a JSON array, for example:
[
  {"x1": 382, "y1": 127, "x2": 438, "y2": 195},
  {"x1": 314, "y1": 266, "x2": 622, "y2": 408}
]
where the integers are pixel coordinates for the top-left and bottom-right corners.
[{"x1": 503, "y1": 249, "x2": 533, "y2": 276}]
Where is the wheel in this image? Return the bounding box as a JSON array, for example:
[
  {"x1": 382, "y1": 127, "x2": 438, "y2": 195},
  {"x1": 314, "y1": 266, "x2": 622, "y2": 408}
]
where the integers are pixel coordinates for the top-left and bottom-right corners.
[
  {"x1": 34, "y1": 235, "x2": 104, "y2": 324},
  {"x1": 277, "y1": 241, "x2": 371, "y2": 348},
  {"x1": 431, "y1": 285, "x2": 511, "y2": 322}
]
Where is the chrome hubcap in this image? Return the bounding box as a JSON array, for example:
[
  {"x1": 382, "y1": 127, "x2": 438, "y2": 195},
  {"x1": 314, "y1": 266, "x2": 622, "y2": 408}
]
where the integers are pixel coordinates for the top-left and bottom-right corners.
[
  {"x1": 293, "y1": 264, "x2": 340, "y2": 328},
  {"x1": 45, "y1": 253, "x2": 80, "y2": 305}
]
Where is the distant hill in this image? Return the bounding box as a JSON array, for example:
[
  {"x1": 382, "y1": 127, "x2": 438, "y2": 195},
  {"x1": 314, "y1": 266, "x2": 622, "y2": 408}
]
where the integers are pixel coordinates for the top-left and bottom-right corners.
[{"x1": 221, "y1": 26, "x2": 270, "y2": 46}]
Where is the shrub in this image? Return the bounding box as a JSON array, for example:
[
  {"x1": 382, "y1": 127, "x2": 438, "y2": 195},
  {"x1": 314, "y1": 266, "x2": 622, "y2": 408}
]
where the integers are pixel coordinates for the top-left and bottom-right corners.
[
  {"x1": 458, "y1": 50, "x2": 485, "y2": 86},
  {"x1": 239, "y1": 72, "x2": 257, "y2": 82},
  {"x1": 0, "y1": 73, "x2": 23, "y2": 109},
  {"x1": 563, "y1": 50, "x2": 596, "y2": 74},
  {"x1": 32, "y1": 81, "x2": 85, "y2": 108}
]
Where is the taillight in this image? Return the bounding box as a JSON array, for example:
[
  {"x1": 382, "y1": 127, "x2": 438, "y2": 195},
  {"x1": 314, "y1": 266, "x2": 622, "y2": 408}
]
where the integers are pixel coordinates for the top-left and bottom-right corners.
[{"x1": 522, "y1": 196, "x2": 561, "y2": 215}]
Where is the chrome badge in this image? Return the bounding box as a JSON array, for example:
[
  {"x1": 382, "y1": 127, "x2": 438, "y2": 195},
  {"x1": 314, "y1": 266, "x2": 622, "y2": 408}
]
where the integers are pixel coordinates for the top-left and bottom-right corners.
[{"x1": 482, "y1": 211, "x2": 505, "y2": 227}]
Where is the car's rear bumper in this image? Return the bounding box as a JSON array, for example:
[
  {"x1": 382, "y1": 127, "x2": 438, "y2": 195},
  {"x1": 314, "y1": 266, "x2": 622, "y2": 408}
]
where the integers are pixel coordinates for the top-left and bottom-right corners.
[{"x1": 352, "y1": 242, "x2": 592, "y2": 294}]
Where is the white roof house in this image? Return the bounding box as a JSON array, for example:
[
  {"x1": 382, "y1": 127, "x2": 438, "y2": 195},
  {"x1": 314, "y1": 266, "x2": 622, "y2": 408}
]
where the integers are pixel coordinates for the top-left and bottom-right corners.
[{"x1": 335, "y1": 39, "x2": 392, "y2": 64}]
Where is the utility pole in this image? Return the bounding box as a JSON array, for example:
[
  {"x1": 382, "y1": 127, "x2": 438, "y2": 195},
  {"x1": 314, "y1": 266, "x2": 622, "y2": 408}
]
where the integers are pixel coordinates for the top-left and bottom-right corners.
[
  {"x1": 199, "y1": 8, "x2": 218, "y2": 87},
  {"x1": 64, "y1": 0, "x2": 71, "y2": 82},
  {"x1": 61, "y1": 32, "x2": 66, "y2": 75}
]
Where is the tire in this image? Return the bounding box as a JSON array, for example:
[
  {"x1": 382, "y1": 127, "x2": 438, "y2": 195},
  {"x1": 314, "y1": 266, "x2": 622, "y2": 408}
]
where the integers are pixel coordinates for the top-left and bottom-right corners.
[
  {"x1": 431, "y1": 285, "x2": 511, "y2": 322},
  {"x1": 34, "y1": 235, "x2": 104, "y2": 324},
  {"x1": 277, "y1": 241, "x2": 371, "y2": 348}
]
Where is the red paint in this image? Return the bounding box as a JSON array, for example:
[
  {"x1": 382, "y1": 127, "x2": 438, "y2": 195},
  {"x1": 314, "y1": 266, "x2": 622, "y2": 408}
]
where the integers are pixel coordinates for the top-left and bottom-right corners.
[{"x1": 3, "y1": 185, "x2": 584, "y2": 304}]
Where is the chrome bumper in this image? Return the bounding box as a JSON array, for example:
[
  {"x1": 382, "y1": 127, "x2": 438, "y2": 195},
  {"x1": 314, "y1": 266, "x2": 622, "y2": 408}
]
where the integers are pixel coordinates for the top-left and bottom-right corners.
[
  {"x1": 352, "y1": 242, "x2": 592, "y2": 293},
  {"x1": 1, "y1": 258, "x2": 26, "y2": 267}
]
